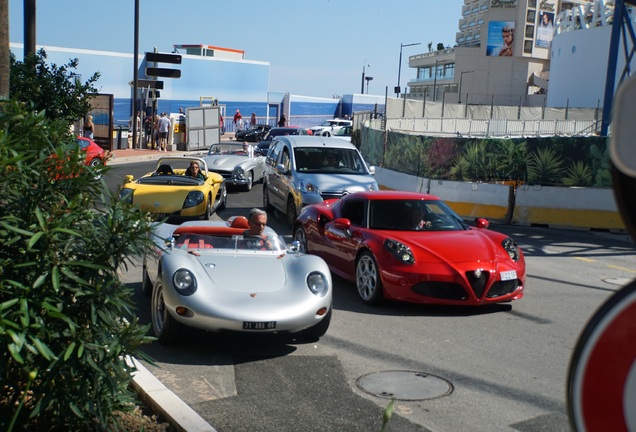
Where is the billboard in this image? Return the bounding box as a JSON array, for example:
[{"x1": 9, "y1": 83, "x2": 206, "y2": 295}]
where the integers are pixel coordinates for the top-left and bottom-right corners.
[
  {"x1": 487, "y1": 21, "x2": 515, "y2": 56},
  {"x1": 536, "y1": 10, "x2": 555, "y2": 49}
]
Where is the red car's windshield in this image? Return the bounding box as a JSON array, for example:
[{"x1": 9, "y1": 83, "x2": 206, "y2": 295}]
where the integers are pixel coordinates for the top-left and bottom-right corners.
[{"x1": 368, "y1": 199, "x2": 468, "y2": 231}]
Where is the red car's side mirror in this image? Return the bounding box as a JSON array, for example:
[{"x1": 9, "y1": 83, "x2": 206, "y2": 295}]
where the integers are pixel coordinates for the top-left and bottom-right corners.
[{"x1": 475, "y1": 218, "x2": 489, "y2": 229}]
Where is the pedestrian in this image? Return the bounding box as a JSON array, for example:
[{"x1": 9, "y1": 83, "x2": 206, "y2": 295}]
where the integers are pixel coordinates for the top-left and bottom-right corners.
[
  {"x1": 278, "y1": 114, "x2": 286, "y2": 127},
  {"x1": 250, "y1": 113, "x2": 257, "y2": 126},
  {"x1": 143, "y1": 113, "x2": 153, "y2": 147},
  {"x1": 83, "y1": 114, "x2": 94, "y2": 140},
  {"x1": 233, "y1": 109, "x2": 243, "y2": 133},
  {"x1": 152, "y1": 114, "x2": 160, "y2": 148},
  {"x1": 157, "y1": 112, "x2": 171, "y2": 152}
]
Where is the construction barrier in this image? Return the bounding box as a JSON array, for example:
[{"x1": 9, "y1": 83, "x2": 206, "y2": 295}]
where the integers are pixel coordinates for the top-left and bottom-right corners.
[
  {"x1": 512, "y1": 185, "x2": 625, "y2": 230},
  {"x1": 373, "y1": 167, "x2": 625, "y2": 230}
]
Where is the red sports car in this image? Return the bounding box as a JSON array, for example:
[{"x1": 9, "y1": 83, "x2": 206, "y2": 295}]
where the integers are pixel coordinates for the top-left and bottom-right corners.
[
  {"x1": 292, "y1": 190, "x2": 526, "y2": 306},
  {"x1": 76, "y1": 136, "x2": 106, "y2": 179}
]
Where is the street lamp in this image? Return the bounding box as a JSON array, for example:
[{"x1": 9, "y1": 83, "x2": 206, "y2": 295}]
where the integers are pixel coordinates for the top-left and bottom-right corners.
[
  {"x1": 396, "y1": 42, "x2": 421, "y2": 97},
  {"x1": 361, "y1": 59, "x2": 370, "y2": 94},
  {"x1": 365, "y1": 76, "x2": 373, "y2": 94},
  {"x1": 458, "y1": 70, "x2": 474, "y2": 104}
]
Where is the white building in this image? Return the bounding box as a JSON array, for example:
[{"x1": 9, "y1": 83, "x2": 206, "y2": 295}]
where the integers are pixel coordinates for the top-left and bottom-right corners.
[{"x1": 405, "y1": 0, "x2": 621, "y2": 109}]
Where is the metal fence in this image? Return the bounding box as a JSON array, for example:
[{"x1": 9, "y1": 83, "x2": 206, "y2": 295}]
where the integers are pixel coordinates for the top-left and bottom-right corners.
[{"x1": 380, "y1": 117, "x2": 600, "y2": 138}]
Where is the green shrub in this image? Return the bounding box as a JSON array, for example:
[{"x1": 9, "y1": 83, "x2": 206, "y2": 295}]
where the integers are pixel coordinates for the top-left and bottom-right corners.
[{"x1": 0, "y1": 101, "x2": 155, "y2": 431}]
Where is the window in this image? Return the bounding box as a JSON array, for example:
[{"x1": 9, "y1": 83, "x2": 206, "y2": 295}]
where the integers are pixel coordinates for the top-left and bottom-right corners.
[
  {"x1": 525, "y1": 25, "x2": 535, "y2": 38},
  {"x1": 341, "y1": 200, "x2": 366, "y2": 227}
]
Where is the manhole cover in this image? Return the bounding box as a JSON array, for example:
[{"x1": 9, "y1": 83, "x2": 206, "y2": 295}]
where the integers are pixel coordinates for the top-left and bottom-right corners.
[
  {"x1": 604, "y1": 277, "x2": 633, "y2": 286},
  {"x1": 356, "y1": 370, "x2": 453, "y2": 401}
]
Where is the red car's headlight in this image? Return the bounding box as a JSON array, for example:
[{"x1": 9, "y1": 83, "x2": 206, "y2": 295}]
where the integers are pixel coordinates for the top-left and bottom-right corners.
[
  {"x1": 501, "y1": 237, "x2": 520, "y2": 262},
  {"x1": 384, "y1": 239, "x2": 415, "y2": 264}
]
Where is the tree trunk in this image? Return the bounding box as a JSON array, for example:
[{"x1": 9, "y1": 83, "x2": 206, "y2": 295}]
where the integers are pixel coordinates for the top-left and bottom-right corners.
[{"x1": 0, "y1": 0, "x2": 9, "y2": 99}]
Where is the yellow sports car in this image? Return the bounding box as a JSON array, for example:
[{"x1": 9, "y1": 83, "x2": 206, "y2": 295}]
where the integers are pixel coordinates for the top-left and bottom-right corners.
[{"x1": 119, "y1": 157, "x2": 227, "y2": 220}]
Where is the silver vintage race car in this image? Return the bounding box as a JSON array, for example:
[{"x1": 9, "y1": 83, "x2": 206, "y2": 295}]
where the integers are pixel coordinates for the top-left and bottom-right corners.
[
  {"x1": 204, "y1": 143, "x2": 266, "y2": 191},
  {"x1": 143, "y1": 216, "x2": 333, "y2": 344}
]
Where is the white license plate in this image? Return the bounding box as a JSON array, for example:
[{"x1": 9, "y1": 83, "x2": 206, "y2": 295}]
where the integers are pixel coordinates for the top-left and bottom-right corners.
[{"x1": 500, "y1": 270, "x2": 517, "y2": 281}]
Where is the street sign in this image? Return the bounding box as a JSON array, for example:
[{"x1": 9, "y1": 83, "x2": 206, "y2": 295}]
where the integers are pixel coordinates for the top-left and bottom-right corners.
[
  {"x1": 567, "y1": 279, "x2": 636, "y2": 431},
  {"x1": 145, "y1": 52, "x2": 182, "y2": 64},
  {"x1": 129, "y1": 79, "x2": 164, "y2": 89},
  {"x1": 145, "y1": 67, "x2": 182, "y2": 79}
]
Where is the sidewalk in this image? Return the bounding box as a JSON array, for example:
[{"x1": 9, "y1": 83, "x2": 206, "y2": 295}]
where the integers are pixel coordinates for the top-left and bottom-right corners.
[{"x1": 107, "y1": 133, "x2": 236, "y2": 165}]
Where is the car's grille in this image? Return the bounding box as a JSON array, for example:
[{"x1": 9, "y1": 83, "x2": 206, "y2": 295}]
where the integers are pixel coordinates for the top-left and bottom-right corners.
[
  {"x1": 486, "y1": 280, "x2": 520, "y2": 298},
  {"x1": 411, "y1": 282, "x2": 468, "y2": 300},
  {"x1": 465, "y1": 270, "x2": 490, "y2": 298},
  {"x1": 320, "y1": 192, "x2": 347, "y2": 201},
  {"x1": 212, "y1": 170, "x2": 232, "y2": 180}
]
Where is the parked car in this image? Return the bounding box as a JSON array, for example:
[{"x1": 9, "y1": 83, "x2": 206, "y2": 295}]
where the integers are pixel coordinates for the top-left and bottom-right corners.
[
  {"x1": 309, "y1": 118, "x2": 352, "y2": 137},
  {"x1": 235, "y1": 124, "x2": 271, "y2": 142},
  {"x1": 262, "y1": 135, "x2": 378, "y2": 226},
  {"x1": 255, "y1": 126, "x2": 313, "y2": 159},
  {"x1": 143, "y1": 216, "x2": 333, "y2": 344},
  {"x1": 292, "y1": 190, "x2": 526, "y2": 306},
  {"x1": 204, "y1": 142, "x2": 266, "y2": 191},
  {"x1": 119, "y1": 156, "x2": 226, "y2": 220},
  {"x1": 332, "y1": 125, "x2": 352, "y2": 142}
]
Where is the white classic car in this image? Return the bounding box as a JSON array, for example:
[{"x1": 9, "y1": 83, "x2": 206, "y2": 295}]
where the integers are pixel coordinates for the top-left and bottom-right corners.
[
  {"x1": 204, "y1": 142, "x2": 266, "y2": 191},
  {"x1": 143, "y1": 217, "x2": 333, "y2": 344}
]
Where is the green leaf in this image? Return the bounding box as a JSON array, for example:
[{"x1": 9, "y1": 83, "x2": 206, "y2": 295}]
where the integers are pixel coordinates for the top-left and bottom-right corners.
[
  {"x1": 63, "y1": 342, "x2": 76, "y2": 361},
  {"x1": 26, "y1": 231, "x2": 44, "y2": 250},
  {"x1": 0, "y1": 221, "x2": 34, "y2": 236},
  {"x1": 51, "y1": 266, "x2": 60, "y2": 292},
  {"x1": 30, "y1": 337, "x2": 57, "y2": 361},
  {"x1": 34, "y1": 206, "x2": 46, "y2": 230}
]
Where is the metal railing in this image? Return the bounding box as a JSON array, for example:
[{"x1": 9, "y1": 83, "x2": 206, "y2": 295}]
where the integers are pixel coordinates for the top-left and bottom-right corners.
[{"x1": 382, "y1": 117, "x2": 600, "y2": 138}]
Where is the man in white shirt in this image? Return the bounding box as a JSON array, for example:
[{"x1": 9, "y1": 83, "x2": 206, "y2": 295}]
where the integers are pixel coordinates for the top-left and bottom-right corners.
[{"x1": 157, "y1": 112, "x2": 171, "y2": 152}]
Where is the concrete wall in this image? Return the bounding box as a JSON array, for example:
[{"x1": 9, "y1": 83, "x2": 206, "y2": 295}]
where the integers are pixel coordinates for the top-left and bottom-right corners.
[{"x1": 374, "y1": 166, "x2": 625, "y2": 231}]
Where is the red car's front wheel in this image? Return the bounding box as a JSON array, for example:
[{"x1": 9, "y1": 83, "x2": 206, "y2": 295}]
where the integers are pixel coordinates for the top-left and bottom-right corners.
[{"x1": 356, "y1": 251, "x2": 384, "y2": 305}]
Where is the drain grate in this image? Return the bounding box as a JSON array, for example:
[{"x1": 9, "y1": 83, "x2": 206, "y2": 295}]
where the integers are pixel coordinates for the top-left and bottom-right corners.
[{"x1": 356, "y1": 370, "x2": 453, "y2": 401}]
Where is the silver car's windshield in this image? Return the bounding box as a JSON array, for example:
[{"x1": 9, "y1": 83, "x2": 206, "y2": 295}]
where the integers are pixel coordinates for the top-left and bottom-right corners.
[
  {"x1": 175, "y1": 233, "x2": 286, "y2": 252},
  {"x1": 208, "y1": 143, "x2": 253, "y2": 156},
  {"x1": 294, "y1": 148, "x2": 368, "y2": 174}
]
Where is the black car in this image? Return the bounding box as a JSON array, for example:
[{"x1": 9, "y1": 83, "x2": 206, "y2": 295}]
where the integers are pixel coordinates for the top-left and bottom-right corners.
[
  {"x1": 235, "y1": 124, "x2": 271, "y2": 142},
  {"x1": 255, "y1": 126, "x2": 312, "y2": 156}
]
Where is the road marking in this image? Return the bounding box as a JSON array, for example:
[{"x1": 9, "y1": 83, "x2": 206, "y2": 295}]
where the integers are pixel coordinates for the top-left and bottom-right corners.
[
  {"x1": 609, "y1": 265, "x2": 636, "y2": 273},
  {"x1": 575, "y1": 257, "x2": 596, "y2": 263}
]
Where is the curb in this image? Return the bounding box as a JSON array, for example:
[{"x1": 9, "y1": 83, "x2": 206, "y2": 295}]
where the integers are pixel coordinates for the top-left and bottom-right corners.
[{"x1": 129, "y1": 357, "x2": 218, "y2": 432}]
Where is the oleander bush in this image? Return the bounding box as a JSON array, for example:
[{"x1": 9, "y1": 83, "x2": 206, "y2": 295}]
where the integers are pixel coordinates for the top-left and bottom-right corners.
[{"x1": 0, "y1": 100, "x2": 155, "y2": 431}]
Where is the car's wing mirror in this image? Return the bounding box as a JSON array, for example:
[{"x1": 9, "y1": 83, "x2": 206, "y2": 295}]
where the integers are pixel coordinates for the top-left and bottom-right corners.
[
  {"x1": 276, "y1": 164, "x2": 288, "y2": 175},
  {"x1": 123, "y1": 174, "x2": 134, "y2": 184},
  {"x1": 475, "y1": 218, "x2": 489, "y2": 229},
  {"x1": 326, "y1": 218, "x2": 351, "y2": 240},
  {"x1": 368, "y1": 166, "x2": 376, "y2": 175}
]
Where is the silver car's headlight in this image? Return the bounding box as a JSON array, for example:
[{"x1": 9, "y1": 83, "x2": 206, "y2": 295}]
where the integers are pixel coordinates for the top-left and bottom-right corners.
[
  {"x1": 183, "y1": 191, "x2": 204, "y2": 208},
  {"x1": 307, "y1": 272, "x2": 328, "y2": 297},
  {"x1": 119, "y1": 187, "x2": 134, "y2": 204},
  {"x1": 384, "y1": 239, "x2": 415, "y2": 264},
  {"x1": 300, "y1": 180, "x2": 321, "y2": 195},
  {"x1": 501, "y1": 237, "x2": 520, "y2": 262},
  {"x1": 233, "y1": 166, "x2": 245, "y2": 180},
  {"x1": 173, "y1": 269, "x2": 197, "y2": 295}
]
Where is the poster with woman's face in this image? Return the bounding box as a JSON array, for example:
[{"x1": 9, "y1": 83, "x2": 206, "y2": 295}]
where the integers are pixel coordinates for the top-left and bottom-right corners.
[
  {"x1": 486, "y1": 21, "x2": 515, "y2": 56},
  {"x1": 536, "y1": 11, "x2": 555, "y2": 48}
]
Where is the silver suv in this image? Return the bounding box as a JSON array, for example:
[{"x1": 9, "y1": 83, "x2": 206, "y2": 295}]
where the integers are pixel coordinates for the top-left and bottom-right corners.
[{"x1": 262, "y1": 135, "x2": 378, "y2": 225}]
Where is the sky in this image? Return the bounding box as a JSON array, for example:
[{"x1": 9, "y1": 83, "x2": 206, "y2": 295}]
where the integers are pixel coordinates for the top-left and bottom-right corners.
[{"x1": 8, "y1": 0, "x2": 465, "y2": 99}]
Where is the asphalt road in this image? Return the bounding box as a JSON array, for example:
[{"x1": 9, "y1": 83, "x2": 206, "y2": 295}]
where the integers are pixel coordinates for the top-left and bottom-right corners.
[{"x1": 108, "y1": 162, "x2": 636, "y2": 432}]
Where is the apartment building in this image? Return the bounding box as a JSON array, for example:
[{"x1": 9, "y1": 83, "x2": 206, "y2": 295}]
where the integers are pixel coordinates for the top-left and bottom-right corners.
[{"x1": 406, "y1": 0, "x2": 606, "y2": 108}]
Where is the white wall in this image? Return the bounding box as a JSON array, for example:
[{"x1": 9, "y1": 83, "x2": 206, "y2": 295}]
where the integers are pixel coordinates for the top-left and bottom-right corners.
[{"x1": 547, "y1": 26, "x2": 612, "y2": 108}]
